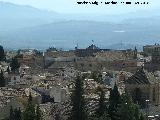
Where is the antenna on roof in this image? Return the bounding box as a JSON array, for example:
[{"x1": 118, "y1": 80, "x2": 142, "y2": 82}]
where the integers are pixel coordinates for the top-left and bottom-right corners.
[
  {"x1": 120, "y1": 40, "x2": 123, "y2": 50},
  {"x1": 92, "y1": 40, "x2": 94, "y2": 45},
  {"x1": 77, "y1": 43, "x2": 79, "y2": 49}
]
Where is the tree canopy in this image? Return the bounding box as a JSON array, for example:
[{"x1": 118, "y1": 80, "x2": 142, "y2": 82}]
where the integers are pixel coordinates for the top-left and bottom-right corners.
[
  {"x1": 10, "y1": 57, "x2": 20, "y2": 73},
  {"x1": 0, "y1": 45, "x2": 5, "y2": 61},
  {"x1": 69, "y1": 75, "x2": 88, "y2": 120},
  {"x1": 0, "y1": 70, "x2": 5, "y2": 87}
]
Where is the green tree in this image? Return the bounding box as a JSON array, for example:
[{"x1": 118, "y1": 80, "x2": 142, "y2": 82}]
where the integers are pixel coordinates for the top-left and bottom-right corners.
[
  {"x1": 7, "y1": 66, "x2": 10, "y2": 74},
  {"x1": 134, "y1": 105, "x2": 141, "y2": 120},
  {"x1": 0, "y1": 70, "x2": 5, "y2": 87},
  {"x1": 9, "y1": 106, "x2": 14, "y2": 120},
  {"x1": 108, "y1": 84, "x2": 121, "y2": 120},
  {"x1": 35, "y1": 105, "x2": 41, "y2": 120},
  {"x1": 14, "y1": 108, "x2": 22, "y2": 120},
  {"x1": 0, "y1": 45, "x2": 5, "y2": 61},
  {"x1": 139, "y1": 113, "x2": 145, "y2": 120},
  {"x1": 9, "y1": 106, "x2": 22, "y2": 120},
  {"x1": 69, "y1": 75, "x2": 87, "y2": 120},
  {"x1": 23, "y1": 93, "x2": 36, "y2": 120},
  {"x1": 28, "y1": 92, "x2": 32, "y2": 103},
  {"x1": 118, "y1": 94, "x2": 135, "y2": 120},
  {"x1": 10, "y1": 57, "x2": 20, "y2": 73},
  {"x1": 95, "y1": 88, "x2": 106, "y2": 118},
  {"x1": 117, "y1": 93, "x2": 144, "y2": 120},
  {"x1": 90, "y1": 113, "x2": 111, "y2": 120}
]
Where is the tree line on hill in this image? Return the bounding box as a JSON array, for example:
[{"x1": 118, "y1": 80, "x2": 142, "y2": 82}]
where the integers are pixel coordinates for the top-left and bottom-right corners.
[
  {"x1": 0, "y1": 56, "x2": 20, "y2": 87},
  {"x1": 0, "y1": 45, "x2": 20, "y2": 87}
]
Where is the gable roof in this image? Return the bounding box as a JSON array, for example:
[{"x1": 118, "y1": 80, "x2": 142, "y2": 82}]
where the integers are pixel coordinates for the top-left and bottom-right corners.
[{"x1": 125, "y1": 68, "x2": 158, "y2": 85}]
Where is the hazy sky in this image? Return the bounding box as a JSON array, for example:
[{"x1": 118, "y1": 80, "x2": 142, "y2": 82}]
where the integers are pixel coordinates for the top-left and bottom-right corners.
[{"x1": 0, "y1": 0, "x2": 159, "y2": 14}]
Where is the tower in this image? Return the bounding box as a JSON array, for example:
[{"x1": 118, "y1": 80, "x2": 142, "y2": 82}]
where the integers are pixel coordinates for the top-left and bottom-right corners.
[
  {"x1": 133, "y1": 46, "x2": 137, "y2": 59},
  {"x1": 43, "y1": 52, "x2": 45, "y2": 69}
]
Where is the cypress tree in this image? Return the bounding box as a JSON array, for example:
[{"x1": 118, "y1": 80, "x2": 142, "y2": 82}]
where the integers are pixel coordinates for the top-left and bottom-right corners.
[
  {"x1": 96, "y1": 113, "x2": 111, "y2": 120},
  {"x1": 139, "y1": 113, "x2": 145, "y2": 120},
  {"x1": 134, "y1": 105, "x2": 141, "y2": 120},
  {"x1": 23, "y1": 93, "x2": 36, "y2": 120},
  {"x1": 117, "y1": 93, "x2": 144, "y2": 120},
  {"x1": 118, "y1": 94, "x2": 135, "y2": 120},
  {"x1": 9, "y1": 106, "x2": 14, "y2": 120},
  {"x1": 10, "y1": 57, "x2": 20, "y2": 73},
  {"x1": 108, "y1": 84, "x2": 121, "y2": 120},
  {"x1": 91, "y1": 113, "x2": 111, "y2": 120},
  {"x1": 69, "y1": 75, "x2": 87, "y2": 120},
  {"x1": 14, "y1": 108, "x2": 22, "y2": 120},
  {"x1": 35, "y1": 105, "x2": 41, "y2": 120},
  {"x1": 96, "y1": 88, "x2": 106, "y2": 118},
  {"x1": 0, "y1": 45, "x2": 5, "y2": 61},
  {"x1": 0, "y1": 70, "x2": 5, "y2": 87},
  {"x1": 28, "y1": 92, "x2": 32, "y2": 103},
  {"x1": 7, "y1": 66, "x2": 10, "y2": 74},
  {"x1": 9, "y1": 106, "x2": 22, "y2": 120}
]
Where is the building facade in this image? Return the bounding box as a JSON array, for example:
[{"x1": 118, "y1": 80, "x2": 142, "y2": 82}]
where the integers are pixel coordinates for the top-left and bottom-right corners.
[{"x1": 125, "y1": 68, "x2": 160, "y2": 107}]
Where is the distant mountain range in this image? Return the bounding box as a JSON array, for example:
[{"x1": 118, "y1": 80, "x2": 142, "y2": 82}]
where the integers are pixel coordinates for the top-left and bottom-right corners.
[
  {"x1": 0, "y1": 1, "x2": 160, "y2": 50},
  {"x1": 0, "y1": 2, "x2": 62, "y2": 31}
]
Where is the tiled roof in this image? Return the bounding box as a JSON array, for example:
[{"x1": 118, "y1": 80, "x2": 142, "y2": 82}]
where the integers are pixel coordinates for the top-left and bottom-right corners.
[{"x1": 125, "y1": 68, "x2": 157, "y2": 84}]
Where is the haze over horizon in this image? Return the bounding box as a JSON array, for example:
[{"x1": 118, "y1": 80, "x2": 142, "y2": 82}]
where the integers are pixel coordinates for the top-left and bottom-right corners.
[
  {"x1": 0, "y1": 0, "x2": 159, "y2": 14},
  {"x1": 0, "y1": 0, "x2": 160, "y2": 50}
]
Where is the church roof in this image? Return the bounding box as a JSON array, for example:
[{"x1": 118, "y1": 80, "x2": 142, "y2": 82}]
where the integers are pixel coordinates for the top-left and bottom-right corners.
[{"x1": 125, "y1": 68, "x2": 158, "y2": 85}]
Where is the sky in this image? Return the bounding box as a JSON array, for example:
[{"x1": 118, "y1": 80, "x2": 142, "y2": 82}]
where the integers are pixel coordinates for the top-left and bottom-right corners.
[{"x1": 0, "y1": 0, "x2": 159, "y2": 14}]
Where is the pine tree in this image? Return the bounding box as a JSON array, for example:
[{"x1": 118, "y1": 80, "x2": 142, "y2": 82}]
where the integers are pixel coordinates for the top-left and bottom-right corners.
[
  {"x1": 117, "y1": 93, "x2": 144, "y2": 120},
  {"x1": 69, "y1": 75, "x2": 87, "y2": 120},
  {"x1": 139, "y1": 113, "x2": 145, "y2": 120},
  {"x1": 0, "y1": 45, "x2": 5, "y2": 61},
  {"x1": 9, "y1": 106, "x2": 14, "y2": 120},
  {"x1": 14, "y1": 108, "x2": 22, "y2": 120},
  {"x1": 10, "y1": 57, "x2": 20, "y2": 73},
  {"x1": 108, "y1": 84, "x2": 121, "y2": 120},
  {"x1": 7, "y1": 66, "x2": 10, "y2": 74},
  {"x1": 118, "y1": 94, "x2": 135, "y2": 120},
  {"x1": 35, "y1": 105, "x2": 41, "y2": 120},
  {"x1": 17, "y1": 108, "x2": 22, "y2": 120},
  {"x1": 9, "y1": 106, "x2": 22, "y2": 120},
  {"x1": 95, "y1": 88, "x2": 106, "y2": 118},
  {"x1": 28, "y1": 92, "x2": 32, "y2": 103},
  {"x1": 91, "y1": 113, "x2": 111, "y2": 120},
  {"x1": 23, "y1": 93, "x2": 36, "y2": 120},
  {"x1": 134, "y1": 105, "x2": 141, "y2": 120},
  {"x1": 96, "y1": 113, "x2": 111, "y2": 120},
  {"x1": 0, "y1": 70, "x2": 5, "y2": 87}
]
